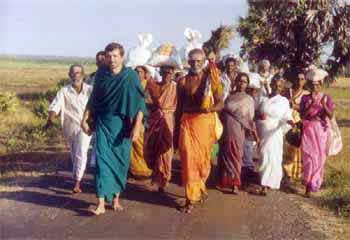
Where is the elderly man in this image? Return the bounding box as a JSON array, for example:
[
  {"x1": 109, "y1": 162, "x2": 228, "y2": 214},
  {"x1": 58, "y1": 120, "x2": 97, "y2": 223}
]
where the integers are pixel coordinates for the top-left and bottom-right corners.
[
  {"x1": 176, "y1": 48, "x2": 223, "y2": 213},
  {"x1": 46, "y1": 64, "x2": 92, "y2": 194}
]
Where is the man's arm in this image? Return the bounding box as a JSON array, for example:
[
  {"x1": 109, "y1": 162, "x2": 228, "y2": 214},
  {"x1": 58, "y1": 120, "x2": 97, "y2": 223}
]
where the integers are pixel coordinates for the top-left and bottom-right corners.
[{"x1": 44, "y1": 89, "x2": 64, "y2": 130}]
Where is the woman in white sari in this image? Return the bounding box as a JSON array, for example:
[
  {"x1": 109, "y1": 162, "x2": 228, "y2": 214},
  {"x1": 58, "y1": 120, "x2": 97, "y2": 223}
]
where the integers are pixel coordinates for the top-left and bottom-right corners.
[{"x1": 257, "y1": 76, "x2": 294, "y2": 195}]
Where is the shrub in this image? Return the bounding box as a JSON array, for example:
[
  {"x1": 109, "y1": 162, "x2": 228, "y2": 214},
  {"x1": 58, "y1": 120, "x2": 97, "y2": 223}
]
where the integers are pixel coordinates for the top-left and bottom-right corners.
[{"x1": 0, "y1": 92, "x2": 19, "y2": 112}]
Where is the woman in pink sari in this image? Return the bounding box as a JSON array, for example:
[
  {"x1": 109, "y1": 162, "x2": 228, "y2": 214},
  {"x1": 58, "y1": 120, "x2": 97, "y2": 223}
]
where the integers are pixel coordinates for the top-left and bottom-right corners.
[{"x1": 300, "y1": 79, "x2": 334, "y2": 197}]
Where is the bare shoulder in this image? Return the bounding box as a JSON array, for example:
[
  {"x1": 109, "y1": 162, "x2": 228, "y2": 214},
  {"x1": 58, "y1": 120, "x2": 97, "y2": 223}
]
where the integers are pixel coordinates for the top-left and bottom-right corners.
[{"x1": 177, "y1": 76, "x2": 187, "y2": 88}]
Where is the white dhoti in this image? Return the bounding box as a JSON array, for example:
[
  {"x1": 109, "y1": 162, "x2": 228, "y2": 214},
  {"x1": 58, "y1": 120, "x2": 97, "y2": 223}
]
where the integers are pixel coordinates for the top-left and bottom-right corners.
[{"x1": 69, "y1": 130, "x2": 92, "y2": 181}]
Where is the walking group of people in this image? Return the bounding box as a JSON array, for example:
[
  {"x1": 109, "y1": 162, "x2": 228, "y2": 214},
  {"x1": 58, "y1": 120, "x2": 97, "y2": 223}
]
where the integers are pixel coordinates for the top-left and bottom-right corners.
[{"x1": 46, "y1": 41, "x2": 337, "y2": 215}]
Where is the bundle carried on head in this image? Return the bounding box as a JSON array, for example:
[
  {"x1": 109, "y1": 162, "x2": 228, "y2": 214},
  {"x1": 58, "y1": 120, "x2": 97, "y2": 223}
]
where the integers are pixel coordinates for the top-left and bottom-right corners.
[
  {"x1": 180, "y1": 27, "x2": 203, "y2": 62},
  {"x1": 305, "y1": 65, "x2": 329, "y2": 83},
  {"x1": 202, "y1": 25, "x2": 235, "y2": 59},
  {"x1": 125, "y1": 33, "x2": 153, "y2": 68},
  {"x1": 148, "y1": 42, "x2": 183, "y2": 69}
]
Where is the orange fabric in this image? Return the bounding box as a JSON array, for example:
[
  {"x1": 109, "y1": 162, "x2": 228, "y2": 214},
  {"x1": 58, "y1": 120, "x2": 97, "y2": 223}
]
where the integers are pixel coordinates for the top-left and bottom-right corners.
[
  {"x1": 179, "y1": 112, "x2": 216, "y2": 201},
  {"x1": 144, "y1": 82, "x2": 177, "y2": 188}
]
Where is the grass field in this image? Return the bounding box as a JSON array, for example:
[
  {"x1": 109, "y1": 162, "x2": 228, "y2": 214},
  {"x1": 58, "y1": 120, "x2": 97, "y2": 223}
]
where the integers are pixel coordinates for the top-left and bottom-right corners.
[{"x1": 0, "y1": 57, "x2": 349, "y2": 218}]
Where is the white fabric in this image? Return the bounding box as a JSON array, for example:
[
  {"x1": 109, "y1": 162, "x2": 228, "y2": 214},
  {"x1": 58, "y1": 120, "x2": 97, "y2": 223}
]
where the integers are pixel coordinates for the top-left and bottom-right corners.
[
  {"x1": 180, "y1": 28, "x2": 203, "y2": 62},
  {"x1": 49, "y1": 83, "x2": 93, "y2": 180},
  {"x1": 70, "y1": 130, "x2": 92, "y2": 181},
  {"x1": 221, "y1": 73, "x2": 233, "y2": 101},
  {"x1": 49, "y1": 83, "x2": 92, "y2": 141},
  {"x1": 257, "y1": 94, "x2": 292, "y2": 189},
  {"x1": 257, "y1": 73, "x2": 273, "y2": 97},
  {"x1": 125, "y1": 33, "x2": 153, "y2": 68}
]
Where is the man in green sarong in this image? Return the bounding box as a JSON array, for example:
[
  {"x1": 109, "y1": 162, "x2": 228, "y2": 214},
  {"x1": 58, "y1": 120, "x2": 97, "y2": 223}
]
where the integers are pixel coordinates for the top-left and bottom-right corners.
[{"x1": 81, "y1": 42, "x2": 147, "y2": 215}]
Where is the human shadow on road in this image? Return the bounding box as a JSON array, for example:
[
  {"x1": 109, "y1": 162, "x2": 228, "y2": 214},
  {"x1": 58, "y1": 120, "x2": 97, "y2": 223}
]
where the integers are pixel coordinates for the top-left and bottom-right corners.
[
  {"x1": 1, "y1": 190, "x2": 93, "y2": 216},
  {"x1": 122, "y1": 182, "x2": 182, "y2": 210}
]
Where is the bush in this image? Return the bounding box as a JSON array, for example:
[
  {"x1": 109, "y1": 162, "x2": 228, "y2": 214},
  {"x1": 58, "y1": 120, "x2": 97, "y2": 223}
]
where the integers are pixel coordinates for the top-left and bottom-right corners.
[
  {"x1": 0, "y1": 92, "x2": 19, "y2": 112},
  {"x1": 33, "y1": 78, "x2": 70, "y2": 119}
]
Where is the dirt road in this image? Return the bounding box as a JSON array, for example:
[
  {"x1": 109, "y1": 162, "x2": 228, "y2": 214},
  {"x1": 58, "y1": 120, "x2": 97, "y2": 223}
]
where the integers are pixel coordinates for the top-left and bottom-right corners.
[{"x1": 0, "y1": 164, "x2": 326, "y2": 240}]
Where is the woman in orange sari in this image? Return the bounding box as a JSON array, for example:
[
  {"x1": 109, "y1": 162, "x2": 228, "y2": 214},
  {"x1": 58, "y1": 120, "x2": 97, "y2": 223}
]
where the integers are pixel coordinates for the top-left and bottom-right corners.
[{"x1": 144, "y1": 64, "x2": 177, "y2": 193}]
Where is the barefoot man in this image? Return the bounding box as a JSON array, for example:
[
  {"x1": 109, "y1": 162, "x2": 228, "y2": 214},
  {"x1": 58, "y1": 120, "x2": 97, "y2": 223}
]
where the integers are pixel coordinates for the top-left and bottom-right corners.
[
  {"x1": 176, "y1": 49, "x2": 223, "y2": 213},
  {"x1": 81, "y1": 42, "x2": 147, "y2": 215},
  {"x1": 45, "y1": 64, "x2": 92, "y2": 193}
]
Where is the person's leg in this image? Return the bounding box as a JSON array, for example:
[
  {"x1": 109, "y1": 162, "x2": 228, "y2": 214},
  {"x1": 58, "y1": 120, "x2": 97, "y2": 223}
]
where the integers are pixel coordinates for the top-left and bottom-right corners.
[
  {"x1": 112, "y1": 192, "x2": 124, "y2": 211},
  {"x1": 73, "y1": 132, "x2": 92, "y2": 193}
]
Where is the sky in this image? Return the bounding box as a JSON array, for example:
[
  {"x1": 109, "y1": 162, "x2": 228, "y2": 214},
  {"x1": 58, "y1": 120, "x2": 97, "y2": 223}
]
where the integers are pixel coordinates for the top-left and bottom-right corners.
[{"x1": 0, "y1": 0, "x2": 248, "y2": 58}]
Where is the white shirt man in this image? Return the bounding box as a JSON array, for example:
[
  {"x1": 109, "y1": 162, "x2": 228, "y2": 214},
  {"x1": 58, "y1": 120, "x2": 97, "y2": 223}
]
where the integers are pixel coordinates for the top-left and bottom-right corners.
[{"x1": 46, "y1": 64, "x2": 92, "y2": 193}]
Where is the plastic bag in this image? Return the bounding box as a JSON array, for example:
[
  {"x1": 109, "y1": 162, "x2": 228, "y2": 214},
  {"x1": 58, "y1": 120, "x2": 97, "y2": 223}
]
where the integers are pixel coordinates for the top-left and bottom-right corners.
[
  {"x1": 180, "y1": 28, "x2": 203, "y2": 62},
  {"x1": 326, "y1": 117, "x2": 343, "y2": 156},
  {"x1": 125, "y1": 33, "x2": 153, "y2": 68},
  {"x1": 148, "y1": 43, "x2": 182, "y2": 69}
]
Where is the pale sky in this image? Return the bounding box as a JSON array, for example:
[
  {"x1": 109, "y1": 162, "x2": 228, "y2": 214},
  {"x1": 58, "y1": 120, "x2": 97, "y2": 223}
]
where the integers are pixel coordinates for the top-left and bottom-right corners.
[{"x1": 0, "y1": 0, "x2": 248, "y2": 58}]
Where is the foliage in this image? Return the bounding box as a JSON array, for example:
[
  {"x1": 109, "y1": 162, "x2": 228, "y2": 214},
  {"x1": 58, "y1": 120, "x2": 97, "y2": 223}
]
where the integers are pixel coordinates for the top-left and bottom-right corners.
[
  {"x1": 238, "y1": 0, "x2": 350, "y2": 81},
  {"x1": 0, "y1": 92, "x2": 19, "y2": 112},
  {"x1": 202, "y1": 25, "x2": 235, "y2": 59},
  {"x1": 33, "y1": 78, "x2": 69, "y2": 119}
]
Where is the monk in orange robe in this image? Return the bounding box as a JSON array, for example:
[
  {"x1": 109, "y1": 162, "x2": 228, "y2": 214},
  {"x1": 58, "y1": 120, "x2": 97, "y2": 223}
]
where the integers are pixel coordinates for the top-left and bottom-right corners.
[{"x1": 176, "y1": 48, "x2": 223, "y2": 213}]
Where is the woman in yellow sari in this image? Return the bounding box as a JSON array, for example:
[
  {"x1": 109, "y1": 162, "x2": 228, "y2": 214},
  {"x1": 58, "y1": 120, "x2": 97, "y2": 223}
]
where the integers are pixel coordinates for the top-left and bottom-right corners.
[{"x1": 128, "y1": 66, "x2": 153, "y2": 178}]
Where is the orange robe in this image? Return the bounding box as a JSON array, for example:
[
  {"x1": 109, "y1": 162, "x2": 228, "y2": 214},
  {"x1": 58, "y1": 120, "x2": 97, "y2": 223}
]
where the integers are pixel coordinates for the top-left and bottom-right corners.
[
  {"x1": 144, "y1": 81, "x2": 177, "y2": 188},
  {"x1": 178, "y1": 69, "x2": 221, "y2": 202}
]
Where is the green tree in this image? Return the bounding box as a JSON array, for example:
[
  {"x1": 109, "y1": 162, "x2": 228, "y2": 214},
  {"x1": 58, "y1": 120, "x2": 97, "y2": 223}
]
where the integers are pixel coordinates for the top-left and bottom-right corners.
[{"x1": 238, "y1": 0, "x2": 350, "y2": 81}]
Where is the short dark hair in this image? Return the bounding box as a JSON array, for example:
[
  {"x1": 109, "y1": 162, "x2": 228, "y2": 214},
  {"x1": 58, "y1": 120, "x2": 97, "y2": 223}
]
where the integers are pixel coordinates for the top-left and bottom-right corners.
[
  {"x1": 104, "y1": 42, "x2": 125, "y2": 57},
  {"x1": 69, "y1": 64, "x2": 84, "y2": 75},
  {"x1": 96, "y1": 50, "x2": 105, "y2": 58},
  {"x1": 234, "y1": 72, "x2": 250, "y2": 86},
  {"x1": 135, "y1": 65, "x2": 149, "y2": 74}
]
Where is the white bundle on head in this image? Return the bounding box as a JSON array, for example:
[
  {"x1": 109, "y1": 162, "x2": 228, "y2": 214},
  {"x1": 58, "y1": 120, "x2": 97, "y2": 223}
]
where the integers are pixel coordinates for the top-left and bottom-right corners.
[
  {"x1": 180, "y1": 28, "x2": 203, "y2": 62},
  {"x1": 148, "y1": 42, "x2": 183, "y2": 69},
  {"x1": 144, "y1": 65, "x2": 162, "y2": 82},
  {"x1": 125, "y1": 33, "x2": 153, "y2": 68},
  {"x1": 306, "y1": 65, "x2": 328, "y2": 83}
]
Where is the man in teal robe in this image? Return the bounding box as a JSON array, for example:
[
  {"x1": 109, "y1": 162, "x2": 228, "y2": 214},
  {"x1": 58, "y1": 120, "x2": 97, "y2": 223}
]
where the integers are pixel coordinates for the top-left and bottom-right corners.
[{"x1": 82, "y1": 42, "x2": 146, "y2": 215}]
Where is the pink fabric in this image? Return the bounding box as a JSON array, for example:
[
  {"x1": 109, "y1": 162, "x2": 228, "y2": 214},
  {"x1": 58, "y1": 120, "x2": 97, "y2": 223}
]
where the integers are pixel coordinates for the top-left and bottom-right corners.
[
  {"x1": 301, "y1": 92, "x2": 334, "y2": 192},
  {"x1": 302, "y1": 120, "x2": 328, "y2": 192}
]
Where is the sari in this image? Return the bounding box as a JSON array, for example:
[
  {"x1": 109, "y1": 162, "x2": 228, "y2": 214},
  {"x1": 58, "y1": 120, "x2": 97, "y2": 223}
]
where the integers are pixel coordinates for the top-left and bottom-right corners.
[
  {"x1": 257, "y1": 94, "x2": 292, "y2": 189},
  {"x1": 144, "y1": 81, "x2": 177, "y2": 188},
  {"x1": 283, "y1": 89, "x2": 309, "y2": 181},
  {"x1": 300, "y1": 93, "x2": 334, "y2": 192},
  {"x1": 217, "y1": 92, "x2": 255, "y2": 189},
  {"x1": 91, "y1": 66, "x2": 147, "y2": 202},
  {"x1": 129, "y1": 79, "x2": 152, "y2": 178}
]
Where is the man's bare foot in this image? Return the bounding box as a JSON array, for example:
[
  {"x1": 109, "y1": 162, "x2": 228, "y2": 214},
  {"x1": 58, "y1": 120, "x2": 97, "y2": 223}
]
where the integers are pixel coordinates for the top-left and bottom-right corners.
[
  {"x1": 72, "y1": 181, "x2": 82, "y2": 194},
  {"x1": 112, "y1": 198, "x2": 124, "y2": 211},
  {"x1": 91, "y1": 206, "x2": 106, "y2": 216},
  {"x1": 72, "y1": 186, "x2": 82, "y2": 194}
]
